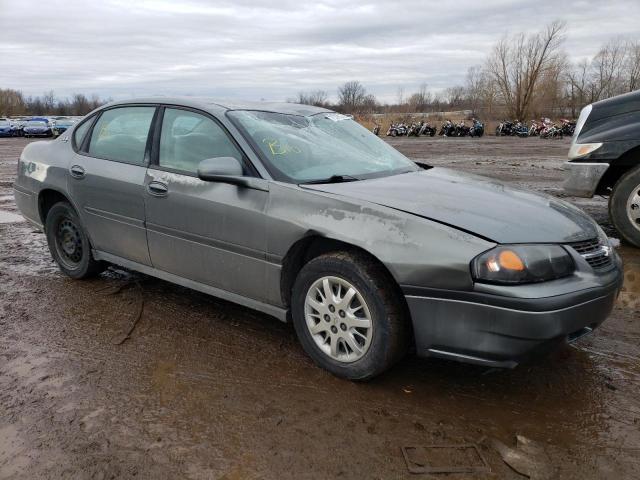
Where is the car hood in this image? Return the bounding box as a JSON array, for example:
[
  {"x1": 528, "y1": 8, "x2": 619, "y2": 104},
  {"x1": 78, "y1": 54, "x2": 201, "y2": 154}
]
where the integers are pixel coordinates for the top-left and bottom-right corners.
[{"x1": 302, "y1": 168, "x2": 598, "y2": 243}]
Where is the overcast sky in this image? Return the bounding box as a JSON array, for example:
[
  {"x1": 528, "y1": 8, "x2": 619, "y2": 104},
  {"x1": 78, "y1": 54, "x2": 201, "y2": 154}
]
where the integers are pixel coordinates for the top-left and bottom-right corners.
[{"x1": 0, "y1": 0, "x2": 637, "y2": 103}]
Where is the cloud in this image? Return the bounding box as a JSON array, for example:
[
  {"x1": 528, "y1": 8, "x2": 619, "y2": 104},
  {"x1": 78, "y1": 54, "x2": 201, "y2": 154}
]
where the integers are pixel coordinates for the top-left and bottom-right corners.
[{"x1": 0, "y1": 0, "x2": 636, "y2": 103}]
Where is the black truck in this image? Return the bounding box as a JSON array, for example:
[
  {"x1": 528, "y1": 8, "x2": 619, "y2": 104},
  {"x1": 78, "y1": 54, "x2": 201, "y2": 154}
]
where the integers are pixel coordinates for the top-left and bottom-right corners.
[{"x1": 564, "y1": 89, "x2": 640, "y2": 247}]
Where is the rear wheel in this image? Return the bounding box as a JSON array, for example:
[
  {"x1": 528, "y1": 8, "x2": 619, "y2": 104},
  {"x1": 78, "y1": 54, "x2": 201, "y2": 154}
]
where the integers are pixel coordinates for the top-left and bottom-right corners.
[
  {"x1": 45, "y1": 201, "x2": 105, "y2": 278},
  {"x1": 291, "y1": 251, "x2": 410, "y2": 380},
  {"x1": 609, "y1": 166, "x2": 640, "y2": 247}
]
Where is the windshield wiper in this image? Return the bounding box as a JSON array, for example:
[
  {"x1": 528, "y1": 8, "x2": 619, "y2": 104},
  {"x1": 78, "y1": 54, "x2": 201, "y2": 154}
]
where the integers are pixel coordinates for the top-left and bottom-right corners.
[{"x1": 300, "y1": 174, "x2": 360, "y2": 185}]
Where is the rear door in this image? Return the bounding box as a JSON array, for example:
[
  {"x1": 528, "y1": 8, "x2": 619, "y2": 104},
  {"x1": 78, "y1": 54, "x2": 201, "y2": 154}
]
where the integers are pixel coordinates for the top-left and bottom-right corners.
[
  {"x1": 68, "y1": 105, "x2": 157, "y2": 265},
  {"x1": 143, "y1": 106, "x2": 269, "y2": 300}
]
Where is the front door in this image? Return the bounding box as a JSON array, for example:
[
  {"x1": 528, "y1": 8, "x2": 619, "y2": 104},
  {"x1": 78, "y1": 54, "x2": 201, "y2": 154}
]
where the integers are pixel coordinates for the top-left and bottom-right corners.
[
  {"x1": 68, "y1": 105, "x2": 157, "y2": 265},
  {"x1": 144, "y1": 107, "x2": 269, "y2": 301}
]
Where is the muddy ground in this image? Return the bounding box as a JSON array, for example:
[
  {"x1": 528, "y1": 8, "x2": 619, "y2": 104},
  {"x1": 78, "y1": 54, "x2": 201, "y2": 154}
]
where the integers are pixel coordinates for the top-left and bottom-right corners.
[{"x1": 1, "y1": 136, "x2": 639, "y2": 479}]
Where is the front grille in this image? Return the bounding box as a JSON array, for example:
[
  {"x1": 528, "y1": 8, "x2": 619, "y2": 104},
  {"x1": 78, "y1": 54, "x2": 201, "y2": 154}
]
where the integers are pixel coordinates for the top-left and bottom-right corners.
[{"x1": 567, "y1": 238, "x2": 613, "y2": 270}]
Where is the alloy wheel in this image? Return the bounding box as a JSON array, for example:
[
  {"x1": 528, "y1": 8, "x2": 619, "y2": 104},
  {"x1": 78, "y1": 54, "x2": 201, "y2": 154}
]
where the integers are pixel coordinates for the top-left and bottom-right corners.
[
  {"x1": 626, "y1": 186, "x2": 640, "y2": 232},
  {"x1": 304, "y1": 276, "x2": 373, "y2": 363}
]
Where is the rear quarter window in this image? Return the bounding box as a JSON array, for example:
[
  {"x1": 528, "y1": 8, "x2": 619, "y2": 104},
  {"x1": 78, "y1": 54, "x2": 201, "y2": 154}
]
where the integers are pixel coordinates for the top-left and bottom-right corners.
[{"x1": 72, "y1": 117, "x2": 93, "y2": 150}]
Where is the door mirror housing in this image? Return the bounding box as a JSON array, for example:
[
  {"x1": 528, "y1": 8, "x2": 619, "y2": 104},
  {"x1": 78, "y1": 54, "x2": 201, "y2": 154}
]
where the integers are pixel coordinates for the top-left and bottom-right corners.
[
  {"x1": 196, "y1": 157, "x2": 269, "y2": 191},
  {"x1": 197, "y1": 156, "x2": 244, "y2": 180}
]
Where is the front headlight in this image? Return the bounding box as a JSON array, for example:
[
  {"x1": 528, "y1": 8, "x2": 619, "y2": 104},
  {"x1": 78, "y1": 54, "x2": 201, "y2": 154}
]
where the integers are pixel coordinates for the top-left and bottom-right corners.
[
  {"x1": 568, "y1": 104, "x2": 602, "y2": 160},
  {"x1": 472, "y1": 245, "x2": 575, "y2": 285}
]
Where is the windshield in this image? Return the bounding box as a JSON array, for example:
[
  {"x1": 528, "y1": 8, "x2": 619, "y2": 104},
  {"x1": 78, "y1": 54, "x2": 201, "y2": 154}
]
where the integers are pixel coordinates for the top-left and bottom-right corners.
[
  {"x1": 228, "y1": 110, "x2": 419, "y2": 183},
  {"x1": 0, "y1": 120, "x2": 9, "y2": 126},
  {"x1": 26, "y1": 121, "x2": 47, "y2": 127}
]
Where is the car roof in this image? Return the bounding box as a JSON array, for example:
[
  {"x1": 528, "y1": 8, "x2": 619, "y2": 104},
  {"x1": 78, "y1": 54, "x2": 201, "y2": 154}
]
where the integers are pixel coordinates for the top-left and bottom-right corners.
[{"x1": 102, "y1": 97, "x2": 334, "y2": 117}]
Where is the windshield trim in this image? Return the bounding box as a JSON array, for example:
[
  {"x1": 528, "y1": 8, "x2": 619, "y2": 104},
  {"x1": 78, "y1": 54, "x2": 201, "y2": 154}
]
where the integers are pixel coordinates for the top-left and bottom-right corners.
[{"x1": 226, "y1": 109, "x2": 418, "y2": 185}]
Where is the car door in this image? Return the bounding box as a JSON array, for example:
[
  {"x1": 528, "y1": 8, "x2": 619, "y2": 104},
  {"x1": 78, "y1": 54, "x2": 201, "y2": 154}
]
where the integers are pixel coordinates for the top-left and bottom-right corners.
[
  {"x1": 144, "y1": 106, "x2": 269, "y2": 301},
  {"x1": 68, "y1": 105, "x2": 157, "y2": 265}
]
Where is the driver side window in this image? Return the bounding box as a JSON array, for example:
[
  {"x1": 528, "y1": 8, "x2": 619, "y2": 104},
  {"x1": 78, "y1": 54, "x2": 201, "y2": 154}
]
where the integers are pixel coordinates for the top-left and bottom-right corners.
[{"x1": 159, "y1": 108, "x2": 244, "y2": 174}]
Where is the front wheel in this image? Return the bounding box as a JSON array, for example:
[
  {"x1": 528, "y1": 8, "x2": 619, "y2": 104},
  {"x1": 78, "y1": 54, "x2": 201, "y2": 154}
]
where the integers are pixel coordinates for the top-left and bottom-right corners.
[
  {"x1": 45, "y1": 202, "x2": 105, "y2": 278},
  {"x1": 609, "y1": 167, "x2": 640, "y2": 247},
  {"x1": 291, "y1": 251, "x2": 410, "y2": 380}
]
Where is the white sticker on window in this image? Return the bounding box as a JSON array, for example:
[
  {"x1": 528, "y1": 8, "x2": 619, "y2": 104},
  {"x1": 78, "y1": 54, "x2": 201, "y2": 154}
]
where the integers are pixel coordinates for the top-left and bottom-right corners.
[{"x1": 324, "y1": 113, "x2": 351, "y2": 122}]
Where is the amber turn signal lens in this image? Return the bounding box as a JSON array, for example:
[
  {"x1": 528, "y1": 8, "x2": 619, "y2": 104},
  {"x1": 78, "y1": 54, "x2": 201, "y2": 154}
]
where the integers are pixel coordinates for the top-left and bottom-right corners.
[
  {"x1": 577, "y1": 145, "x2": 594, "y2": 156},
  {"x1": 498, "y1": 250, "x2": 525, "y2": 271}
]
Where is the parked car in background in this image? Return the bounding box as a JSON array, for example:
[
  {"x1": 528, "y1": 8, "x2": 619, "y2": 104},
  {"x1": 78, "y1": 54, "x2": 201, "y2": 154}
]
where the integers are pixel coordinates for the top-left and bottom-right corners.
[
  {"x1": 11, "y1": 118, "x2": 29, "y2": 136},
  {"x1": 52, "y1": 118, "x2": 76, "y2": 137},
  {"x1": 13, "y1": 98, "x2": 622, "y2": 380},
  {"x1": 0, "y1": 118, "x2": 16, "y2": 137},
  {"x1": 23, "y1": 119, "x2": 53, "y2": 138},
  {"x1": 564, "y1": 89, "x2": 640, "y2": 247}
]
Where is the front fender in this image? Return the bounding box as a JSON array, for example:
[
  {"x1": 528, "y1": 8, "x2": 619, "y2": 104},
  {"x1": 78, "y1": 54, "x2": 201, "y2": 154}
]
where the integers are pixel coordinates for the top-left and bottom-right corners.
[{"x1": 266, "y1": 182, "x2": 494, "y2": 293}]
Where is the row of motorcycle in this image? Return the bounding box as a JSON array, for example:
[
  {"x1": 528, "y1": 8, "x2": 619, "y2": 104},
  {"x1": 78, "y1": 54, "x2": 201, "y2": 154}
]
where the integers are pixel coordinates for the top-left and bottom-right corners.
[
  {"x1": 378, "y1": 119, "x2": 485, "y2": 138},
  {"x1": 495, "y1": 118, "x2": 576, "y2": 139}
]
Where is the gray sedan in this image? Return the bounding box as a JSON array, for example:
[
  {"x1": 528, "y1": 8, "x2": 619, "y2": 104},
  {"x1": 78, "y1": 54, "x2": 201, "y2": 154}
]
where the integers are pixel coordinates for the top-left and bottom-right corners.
[{"x1": 13, "y1": 98, "x2": 623, "y2": 379}]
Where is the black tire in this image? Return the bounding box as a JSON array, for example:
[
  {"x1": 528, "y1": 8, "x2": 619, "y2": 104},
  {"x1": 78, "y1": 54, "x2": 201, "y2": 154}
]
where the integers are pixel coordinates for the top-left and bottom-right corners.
[
  {"x1": 45, "y1": 201, "x2": 105, "y2": 278},
  {"x1": 391, "y1": 130, "x2": 397, "y2": 137},
  {"x1": 609, "y1": 166, "x2": 640, "y2": 247},
  {"x1": 291, "y1": 251, "x2": 410, "y2": 380}
]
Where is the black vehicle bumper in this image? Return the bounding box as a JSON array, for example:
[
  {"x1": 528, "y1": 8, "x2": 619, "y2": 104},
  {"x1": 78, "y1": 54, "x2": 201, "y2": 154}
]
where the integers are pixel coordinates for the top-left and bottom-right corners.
[{"x1": 403, "y1": 273, "x2": 623, "y2": 368}]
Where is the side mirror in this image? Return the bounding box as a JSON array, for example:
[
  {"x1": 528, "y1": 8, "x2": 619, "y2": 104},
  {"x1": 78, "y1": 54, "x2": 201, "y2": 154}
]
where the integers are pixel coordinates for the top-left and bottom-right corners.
[
  {"x1": 197, "y1": 157, "x2": 243, "y2": 180},
  {"x1": 196, "y1": 157, "x2": 269, "y2": 191}
]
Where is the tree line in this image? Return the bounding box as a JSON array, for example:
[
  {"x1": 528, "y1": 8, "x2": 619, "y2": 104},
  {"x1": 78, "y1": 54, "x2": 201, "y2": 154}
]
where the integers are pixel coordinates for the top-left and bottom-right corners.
[
  {"x1": 0, "y1": 89, "x2": 110, "y2": 117},
  {"x1": 295, "y1": 21, "x2": 640, "y2": 121}
]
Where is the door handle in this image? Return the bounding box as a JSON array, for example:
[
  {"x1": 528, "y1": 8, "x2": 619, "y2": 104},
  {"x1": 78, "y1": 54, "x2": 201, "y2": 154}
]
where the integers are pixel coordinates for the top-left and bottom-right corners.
[
  {"x1": 69, "y1": 165, "x2": 85, "y2": 179},
  {"x1": 147, "y1": 181, "x2": 168, "y2": 197}
]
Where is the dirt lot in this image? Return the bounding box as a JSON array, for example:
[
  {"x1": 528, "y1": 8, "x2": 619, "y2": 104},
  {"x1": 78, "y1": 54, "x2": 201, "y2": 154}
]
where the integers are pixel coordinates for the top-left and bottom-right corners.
[{"x1": 1, "y1": 136, "x2": 639, "y2": 479}]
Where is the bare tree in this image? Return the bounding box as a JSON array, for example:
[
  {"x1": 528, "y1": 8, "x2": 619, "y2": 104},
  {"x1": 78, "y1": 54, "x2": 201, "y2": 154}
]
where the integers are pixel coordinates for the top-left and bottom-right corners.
[
  {"x1": 361, "y1": 94, "x2": 378, "y2": 113},
  {"x1": 396, "y1": 87, "x2": 405, "y2": 107},
  {"x1": 337, "y1": 81, "x2": 367, "y2": 113},
  {"x1": 70, "y1": 93, "x2": 90, "y2": 116},
  {"x1": 624, "y1": 40, "x2": 640, "y2": 92},
  {"x1": 407, "y1": 83, "x2": 431, "y2": 112},
  {"x1": 445, "y1": 86, "x2": 466, "y2": 109},
  {"x1": 590, "y1": 40, "x2": 626, "y2": 100},
  {"x1": 42, "y1": 90, "x2": 56, "y2": 113},
  {"x1": 0, "y1": 89, "x2": 25, "y2": 116},
  {"x1": 486, "y1": 20, "x2": 566, "y2": 120},
  {"x1": 295, "y1": 90, "x2": 329, "y2": 107},
  {"x1": 464, "y1": 66, "x2": 487, "y2": 114}
]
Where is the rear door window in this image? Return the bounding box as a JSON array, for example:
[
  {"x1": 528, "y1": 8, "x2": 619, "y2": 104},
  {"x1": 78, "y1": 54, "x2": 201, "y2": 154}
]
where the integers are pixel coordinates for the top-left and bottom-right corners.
[{"x1": 88, "y1": 107, "x2": 155, "y2": 164}]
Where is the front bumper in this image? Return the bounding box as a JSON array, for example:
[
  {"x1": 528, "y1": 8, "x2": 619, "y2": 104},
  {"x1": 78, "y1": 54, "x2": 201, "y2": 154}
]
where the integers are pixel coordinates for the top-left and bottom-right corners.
[
  {"x1": 563, "y1": 161, "x2": 609, "y2": 197},
  {"x1": 24, "y1": 130, "x2": 51, "y2": 136},
  {"x1": 404, "y1": 268, "x2": 623, "y2": 368}
]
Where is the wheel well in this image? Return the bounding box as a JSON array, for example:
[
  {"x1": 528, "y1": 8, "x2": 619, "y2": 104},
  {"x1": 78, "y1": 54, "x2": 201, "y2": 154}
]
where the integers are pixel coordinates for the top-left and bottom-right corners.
[
  {"x1": 596, "y1": 146, "x2": 640, "y2": 195},
  {"x1": 38, "y1": 189, "x2": 70, "y2": 224},
  {"x1": 280, "y1": 236, "x2": 403, "y2": 309}
]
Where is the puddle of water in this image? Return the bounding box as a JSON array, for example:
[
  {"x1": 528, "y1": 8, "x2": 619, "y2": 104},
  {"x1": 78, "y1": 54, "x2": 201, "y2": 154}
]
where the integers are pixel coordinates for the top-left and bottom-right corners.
[{"x1": 0, "y1": 210, "x2": 24, "y2": 224}]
